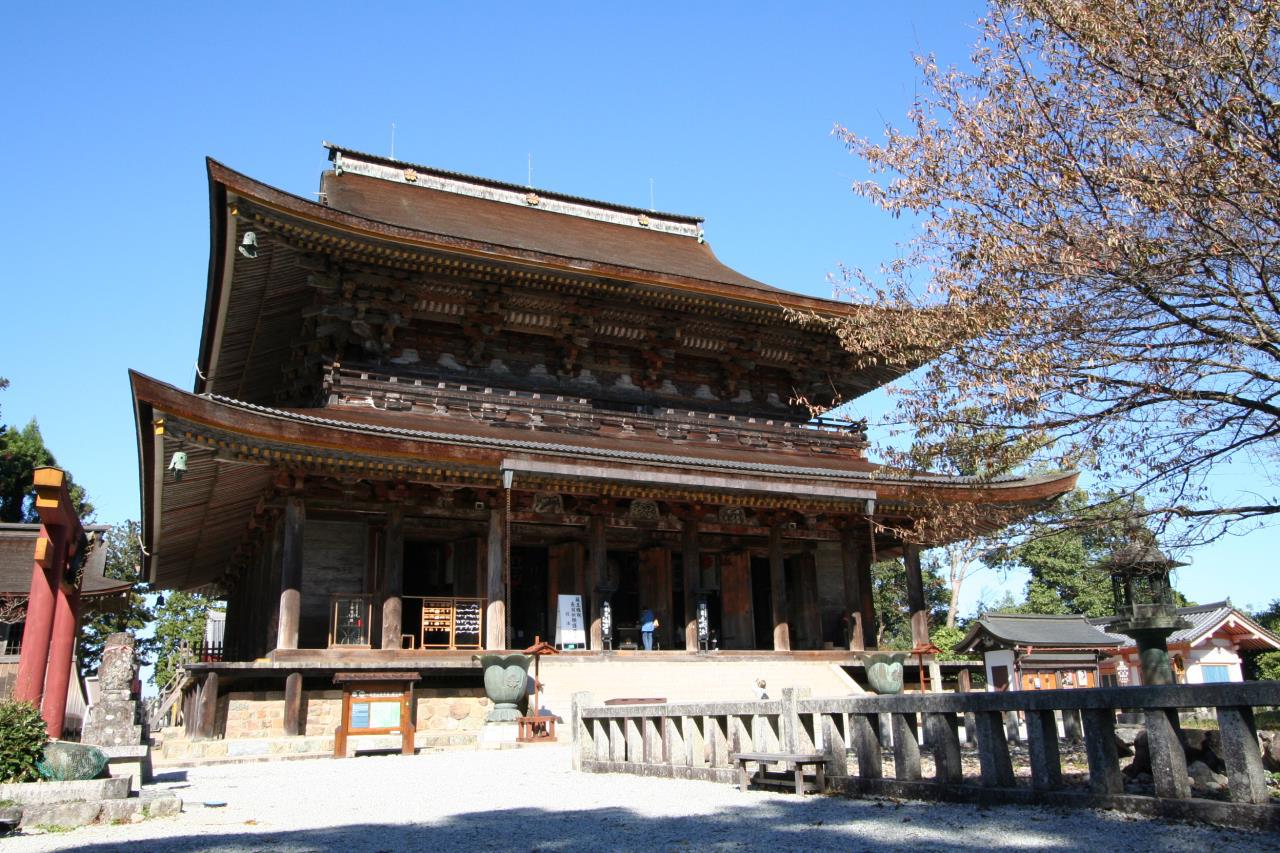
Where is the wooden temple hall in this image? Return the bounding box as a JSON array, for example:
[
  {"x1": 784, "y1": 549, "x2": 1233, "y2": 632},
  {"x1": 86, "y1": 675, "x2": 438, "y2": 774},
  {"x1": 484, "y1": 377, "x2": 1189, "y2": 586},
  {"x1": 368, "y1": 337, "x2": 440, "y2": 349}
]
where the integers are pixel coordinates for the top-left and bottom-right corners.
[{"x1": 131, "y1": 145, "x2": 1075, "y2": 738}]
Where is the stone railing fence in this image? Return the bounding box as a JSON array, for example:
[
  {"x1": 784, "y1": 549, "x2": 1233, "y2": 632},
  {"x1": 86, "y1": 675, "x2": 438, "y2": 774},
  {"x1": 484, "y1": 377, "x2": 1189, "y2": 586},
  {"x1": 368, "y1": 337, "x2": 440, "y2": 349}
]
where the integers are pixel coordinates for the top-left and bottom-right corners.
[{"x1": 571, "y1": 683, "x2": 1280, "y2": 831}]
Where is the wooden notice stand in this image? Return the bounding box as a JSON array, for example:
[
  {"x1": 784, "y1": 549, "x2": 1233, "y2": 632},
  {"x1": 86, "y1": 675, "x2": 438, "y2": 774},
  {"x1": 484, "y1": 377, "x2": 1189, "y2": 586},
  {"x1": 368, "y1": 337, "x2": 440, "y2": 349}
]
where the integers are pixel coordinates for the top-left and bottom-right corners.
[{"x1": 333, "y1": 671, "x2": 420, "y2": 758}]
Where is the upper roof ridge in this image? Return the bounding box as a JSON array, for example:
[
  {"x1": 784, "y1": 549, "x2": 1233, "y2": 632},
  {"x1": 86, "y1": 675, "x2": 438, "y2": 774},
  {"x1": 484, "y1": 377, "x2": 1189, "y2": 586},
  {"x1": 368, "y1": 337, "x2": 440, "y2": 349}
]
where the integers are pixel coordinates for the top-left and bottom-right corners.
[{"x1": 324, "y1": 142, "x2": 705, "y2": 237}]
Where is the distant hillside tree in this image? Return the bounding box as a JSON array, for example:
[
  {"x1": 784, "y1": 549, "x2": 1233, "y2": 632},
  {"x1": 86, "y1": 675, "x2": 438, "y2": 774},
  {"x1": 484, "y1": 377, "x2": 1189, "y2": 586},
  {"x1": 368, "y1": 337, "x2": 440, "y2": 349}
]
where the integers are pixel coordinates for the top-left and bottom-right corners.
[
  {"x1": 152, "y1": 592, "x2": 222, "y2": 692},
  {"x1": 78, "y1": 521, "x2": 153, "y2": 678}
]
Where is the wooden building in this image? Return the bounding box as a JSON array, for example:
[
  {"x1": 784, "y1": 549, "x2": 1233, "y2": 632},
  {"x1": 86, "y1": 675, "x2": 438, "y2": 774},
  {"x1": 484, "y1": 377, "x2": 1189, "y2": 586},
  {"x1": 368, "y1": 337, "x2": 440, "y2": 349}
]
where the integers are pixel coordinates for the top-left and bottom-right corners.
[
  {"x1": 956, "y1": 612, "x2": 1123, "y2": 691},
  {"x1": 1095, "y1": 601, "x2": 1280, "y2": 686},
  {"x1": 131, "y1": 145, "x2": 1076, "y2": 741}
]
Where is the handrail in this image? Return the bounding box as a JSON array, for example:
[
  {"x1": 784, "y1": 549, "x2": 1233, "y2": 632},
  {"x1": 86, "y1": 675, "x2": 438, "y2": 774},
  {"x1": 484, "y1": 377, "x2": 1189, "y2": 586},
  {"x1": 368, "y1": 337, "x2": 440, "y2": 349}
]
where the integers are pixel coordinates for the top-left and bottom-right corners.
[{"x1": 572, "y1": 683, "x2": 1280, "y2": 830}]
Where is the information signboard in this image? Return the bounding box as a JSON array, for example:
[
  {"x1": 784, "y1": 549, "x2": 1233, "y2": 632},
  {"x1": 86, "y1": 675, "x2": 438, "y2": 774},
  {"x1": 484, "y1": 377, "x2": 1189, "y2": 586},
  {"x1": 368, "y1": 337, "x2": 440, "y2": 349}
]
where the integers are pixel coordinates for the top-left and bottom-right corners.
[
  {"x1": 555, "y1": 594, "x2": 586, "y2": 649},
  {"x1": 696, "y1": 598, "x2": 710, "y2": 650},
  {"x1": 601, "y1": 599, "x2": 613, "y2": 649}
]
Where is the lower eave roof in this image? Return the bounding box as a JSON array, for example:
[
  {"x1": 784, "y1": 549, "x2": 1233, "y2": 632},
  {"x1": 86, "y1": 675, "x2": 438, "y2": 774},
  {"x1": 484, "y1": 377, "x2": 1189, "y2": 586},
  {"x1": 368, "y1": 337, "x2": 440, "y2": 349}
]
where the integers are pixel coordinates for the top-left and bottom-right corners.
[{"x1": 132, "y1": 371, "x2": 1077, "y2": 589}]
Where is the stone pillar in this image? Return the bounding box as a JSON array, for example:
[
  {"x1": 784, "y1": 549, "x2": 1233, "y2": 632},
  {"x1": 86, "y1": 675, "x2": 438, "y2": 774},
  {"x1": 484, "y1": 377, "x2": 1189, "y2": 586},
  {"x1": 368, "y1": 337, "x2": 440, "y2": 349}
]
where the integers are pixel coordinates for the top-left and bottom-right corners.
[
  {"x1": 276, "y1": 497, "x2": 305, "y2": 651},
  {"x1": 82, "y1": 633, "x2": 144, "y2": 747},
  {"x1": 768, "y1": 526, "x2": 790, "y2": 651},
  {"x1": 284, "y1": 672, "x2": 304, "y2": 736},
  {"x1": 41, "y1": 582, "x2": 81, "y2": 738},
  {"x1": 485, "y1": 508, "x2": 506, "y2": 649},
  {"x1": 840, "y1": 528, "x2": 864, "y2": 651},
  {"x1": 14, "y1": 531, "x2": 63, "y2": 709},
  {"x1": 682, "y1": 519, "x2": 699, "y2": 651},
  {"x1": 588, "y1": 516, "x2": 607, "y2": 650},
  {"x1": 903, "y1": 542, "x2": 929, "y2": 647},
  {"x1": 195, "y1": 671, "x2": 220, "y2": 741},
  {"x1": 381, "y1": 507, "x2": 405, "y2": 649}
]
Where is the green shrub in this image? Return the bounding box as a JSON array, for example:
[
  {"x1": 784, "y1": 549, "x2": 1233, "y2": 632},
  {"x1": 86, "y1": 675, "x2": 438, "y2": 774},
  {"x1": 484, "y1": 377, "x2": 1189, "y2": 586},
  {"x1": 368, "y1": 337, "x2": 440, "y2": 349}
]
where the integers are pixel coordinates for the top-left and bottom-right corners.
[{"x1": 0, "y1": 700, "x2": 48, "y2": 783}]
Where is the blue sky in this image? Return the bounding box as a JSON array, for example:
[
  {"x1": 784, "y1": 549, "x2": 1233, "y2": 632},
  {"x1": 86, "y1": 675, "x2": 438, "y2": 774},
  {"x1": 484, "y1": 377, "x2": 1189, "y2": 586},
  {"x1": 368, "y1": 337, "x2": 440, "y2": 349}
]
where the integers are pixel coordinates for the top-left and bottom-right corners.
[{"x1": 1, "y1": 2, "x2": 1275, "y2": 615}]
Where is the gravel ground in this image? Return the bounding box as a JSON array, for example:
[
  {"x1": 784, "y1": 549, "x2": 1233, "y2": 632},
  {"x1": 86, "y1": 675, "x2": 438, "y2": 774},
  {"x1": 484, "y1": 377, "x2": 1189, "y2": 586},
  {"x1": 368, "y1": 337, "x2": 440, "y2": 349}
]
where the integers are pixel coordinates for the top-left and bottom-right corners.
[{"x1": 4, "y1": 745, "x2": 1278, "y2": 852}]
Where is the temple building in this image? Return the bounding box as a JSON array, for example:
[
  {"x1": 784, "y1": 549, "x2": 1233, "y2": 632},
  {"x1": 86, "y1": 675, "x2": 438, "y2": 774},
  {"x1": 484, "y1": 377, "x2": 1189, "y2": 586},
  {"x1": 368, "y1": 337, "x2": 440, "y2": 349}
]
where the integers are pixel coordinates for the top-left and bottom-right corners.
[{"x1": 131, "y1": 145, "x2": 1076, "y2": 744}]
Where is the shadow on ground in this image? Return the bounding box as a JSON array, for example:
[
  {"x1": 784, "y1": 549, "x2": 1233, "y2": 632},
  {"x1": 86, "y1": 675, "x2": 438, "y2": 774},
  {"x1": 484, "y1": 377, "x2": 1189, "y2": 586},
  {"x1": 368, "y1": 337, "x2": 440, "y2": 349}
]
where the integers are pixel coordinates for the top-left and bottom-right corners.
[{"x1": 34, "y1": 798, "x2": 1275, "y2": 853}]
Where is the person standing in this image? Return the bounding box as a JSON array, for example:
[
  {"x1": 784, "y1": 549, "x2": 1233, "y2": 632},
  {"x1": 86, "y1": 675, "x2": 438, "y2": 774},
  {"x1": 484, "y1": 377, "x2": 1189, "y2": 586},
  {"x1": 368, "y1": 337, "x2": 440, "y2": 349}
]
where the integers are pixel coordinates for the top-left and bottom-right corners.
[{"x1": 640, "y1": 607, "x2": 658, "y2": 651}]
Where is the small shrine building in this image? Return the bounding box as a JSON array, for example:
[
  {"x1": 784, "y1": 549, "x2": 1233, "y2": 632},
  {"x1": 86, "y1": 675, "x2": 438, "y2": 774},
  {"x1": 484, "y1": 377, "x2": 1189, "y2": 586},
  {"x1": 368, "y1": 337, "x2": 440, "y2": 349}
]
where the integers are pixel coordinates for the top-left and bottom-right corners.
[{"x1": 131, "y1": 145, "x2": 1076, "y2": 741}]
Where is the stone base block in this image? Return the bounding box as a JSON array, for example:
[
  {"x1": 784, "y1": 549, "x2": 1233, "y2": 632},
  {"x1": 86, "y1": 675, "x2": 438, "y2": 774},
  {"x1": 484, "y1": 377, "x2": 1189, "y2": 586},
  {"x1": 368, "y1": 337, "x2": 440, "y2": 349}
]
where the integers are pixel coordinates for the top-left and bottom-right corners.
[
  {"x1": 96, "y1": 744, "x2": 153, "y2": 794},
  {"x1": 19, "y1": 801, "x2": 103, "y2": 830},
  {"x1": 479, "y1": 723, "x2": 519, "y2": 748},
  {"x1": 0, "y1": 776, "x2": 130, "y2": 805}
]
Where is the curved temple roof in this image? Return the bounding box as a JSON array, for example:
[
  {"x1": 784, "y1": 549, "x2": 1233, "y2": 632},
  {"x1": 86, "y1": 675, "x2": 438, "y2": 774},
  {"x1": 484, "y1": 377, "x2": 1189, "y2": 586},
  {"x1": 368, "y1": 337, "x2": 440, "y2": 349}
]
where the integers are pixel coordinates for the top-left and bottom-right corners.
[
  {"x1": 132, "y1": 372, "x2": 1077, "y2": 590},
  {"x1": 196, "y1": 149, "x2": 922, "y2": 403}
]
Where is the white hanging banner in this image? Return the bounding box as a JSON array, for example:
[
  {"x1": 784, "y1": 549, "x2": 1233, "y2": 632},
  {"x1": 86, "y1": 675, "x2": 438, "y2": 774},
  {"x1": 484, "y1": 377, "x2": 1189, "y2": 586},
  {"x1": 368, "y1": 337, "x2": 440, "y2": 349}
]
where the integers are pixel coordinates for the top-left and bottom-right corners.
[{"x1": 555, "y1": 594, "x2": 586, "y2": 649}]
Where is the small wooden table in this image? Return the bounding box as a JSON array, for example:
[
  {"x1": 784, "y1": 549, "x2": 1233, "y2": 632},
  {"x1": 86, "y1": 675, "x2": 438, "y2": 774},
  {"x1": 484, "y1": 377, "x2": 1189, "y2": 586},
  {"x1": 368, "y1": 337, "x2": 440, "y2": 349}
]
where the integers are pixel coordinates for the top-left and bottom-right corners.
[
  {"x1": 516, "y1": 714, "x2": 557, "y2": 742},
  {"x1": 731, "y1": 751, "x2": 828, "y2": 795}
]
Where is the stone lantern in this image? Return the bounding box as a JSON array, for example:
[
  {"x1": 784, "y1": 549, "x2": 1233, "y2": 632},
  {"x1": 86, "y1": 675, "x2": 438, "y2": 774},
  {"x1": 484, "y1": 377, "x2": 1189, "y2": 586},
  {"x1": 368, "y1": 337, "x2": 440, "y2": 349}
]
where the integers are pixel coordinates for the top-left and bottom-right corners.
[{"x1": 1104, "y1": 527, "x2": 1189, "y2": 686}]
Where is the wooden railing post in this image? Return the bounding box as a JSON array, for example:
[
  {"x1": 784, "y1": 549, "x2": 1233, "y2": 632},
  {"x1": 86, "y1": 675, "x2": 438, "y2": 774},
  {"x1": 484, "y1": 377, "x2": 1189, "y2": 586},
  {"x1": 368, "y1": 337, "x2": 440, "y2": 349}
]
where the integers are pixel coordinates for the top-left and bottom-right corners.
[
  {"x1": 571, "y1": 692, "x2": 593, "y2": 771},
  {"x1": 1081, "y1": 708, "x2": 1123, "y2": 794},
  {"x1": 850, "y1": 712, "x2": 883, "y2": 779},
  {"x1": 1216, "y1": 706, "x2": 1268, "y2": 804},
  {"x1": 823, "y1": 713, "x2": 849, "y2": 778},
  {"x1": 891, "y1": 712, "x2": 922, "y2": 781},
  {"x1": 974, "y1": 710, "x2": 1015, "y2": 788},
  {"x1": 1144, "y1": 707, "x2": 1189, "y2": 799},
  {"x1": 1025, "y1": 709, "x2": 1062, "y2": 791},
  {"x1": 926, "y1": 712, "x2": 963, "y2": 785}
]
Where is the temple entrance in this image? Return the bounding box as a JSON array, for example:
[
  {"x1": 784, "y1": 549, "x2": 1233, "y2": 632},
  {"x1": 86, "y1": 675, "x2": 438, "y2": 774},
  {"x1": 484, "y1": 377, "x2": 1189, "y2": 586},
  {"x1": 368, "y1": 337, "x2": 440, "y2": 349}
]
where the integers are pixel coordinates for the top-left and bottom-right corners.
[
  {"x1": 719, "y1": 551, "x2": 754, "y2": 649},
  {"x1": 510, "y1": 546, "x2": 549, "y2": 646},
  {"x1": 607, "y1": 551, "x2": 640, "y2": 647}
]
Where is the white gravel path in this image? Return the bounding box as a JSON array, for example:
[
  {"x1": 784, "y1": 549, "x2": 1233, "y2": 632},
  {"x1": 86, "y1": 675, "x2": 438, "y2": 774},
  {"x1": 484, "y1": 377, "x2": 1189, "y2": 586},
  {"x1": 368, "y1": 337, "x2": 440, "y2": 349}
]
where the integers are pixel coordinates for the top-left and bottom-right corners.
[{"x1": 5, "y1": 745, "x2": 1277, "y2": 852}]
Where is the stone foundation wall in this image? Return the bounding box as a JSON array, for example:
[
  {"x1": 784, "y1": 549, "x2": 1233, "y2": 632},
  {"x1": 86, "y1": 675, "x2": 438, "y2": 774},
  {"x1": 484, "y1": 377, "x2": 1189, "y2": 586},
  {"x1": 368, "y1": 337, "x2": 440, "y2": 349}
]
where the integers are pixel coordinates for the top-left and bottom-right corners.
[{"x1": 222, "y1": 687, "x2": 489, "y2": 739}]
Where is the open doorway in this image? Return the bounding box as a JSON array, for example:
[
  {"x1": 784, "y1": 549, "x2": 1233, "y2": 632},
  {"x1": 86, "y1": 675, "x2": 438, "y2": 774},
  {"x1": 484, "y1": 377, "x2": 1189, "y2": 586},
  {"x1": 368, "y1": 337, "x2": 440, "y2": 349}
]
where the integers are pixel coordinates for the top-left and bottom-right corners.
[
  {"x1": 509, "y1": 546, "x2": 548, "y2": 646},
  {"x1": 750, "y1": 556, "x2": 775, "y2": 650}
]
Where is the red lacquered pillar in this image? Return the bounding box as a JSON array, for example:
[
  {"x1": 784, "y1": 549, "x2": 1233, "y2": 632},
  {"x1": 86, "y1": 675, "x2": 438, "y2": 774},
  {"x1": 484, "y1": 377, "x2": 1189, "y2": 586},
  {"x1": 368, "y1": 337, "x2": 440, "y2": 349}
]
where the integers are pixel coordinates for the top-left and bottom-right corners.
[
  {"x1": 41, "y1": 581, "x2": 81, "y2": 738},
  {"x1": 13, "y1": 530, "x2": 63, "y2": 709}
]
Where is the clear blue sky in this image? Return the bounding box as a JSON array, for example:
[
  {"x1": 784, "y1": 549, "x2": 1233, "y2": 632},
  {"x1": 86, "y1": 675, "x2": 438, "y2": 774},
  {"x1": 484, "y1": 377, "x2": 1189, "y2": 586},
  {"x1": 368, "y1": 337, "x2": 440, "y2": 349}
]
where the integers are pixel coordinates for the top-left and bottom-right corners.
[{"x1": 1, "y1": 2, "x2": 1275, "y2": 615}]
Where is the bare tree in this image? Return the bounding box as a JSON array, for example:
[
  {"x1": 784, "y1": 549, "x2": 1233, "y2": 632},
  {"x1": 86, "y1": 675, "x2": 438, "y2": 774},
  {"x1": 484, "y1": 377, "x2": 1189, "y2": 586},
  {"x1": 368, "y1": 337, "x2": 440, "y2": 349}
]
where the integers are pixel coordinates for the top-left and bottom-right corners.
[{"x1": 817, "y1": 0, "x2": 1280, "y2": 545}]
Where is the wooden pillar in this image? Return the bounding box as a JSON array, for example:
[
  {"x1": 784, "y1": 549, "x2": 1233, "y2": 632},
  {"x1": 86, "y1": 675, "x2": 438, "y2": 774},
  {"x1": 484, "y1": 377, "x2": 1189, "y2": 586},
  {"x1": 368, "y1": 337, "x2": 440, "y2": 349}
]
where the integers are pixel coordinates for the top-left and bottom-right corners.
[
  {"x1": 40, "y1": 583, "x2": 80, "y2": 738},
  {"x1": 857, "y1": 539, "x2": 877, "y2": 648},
  {"x1": 485, "y1": 508, "x2": 506, "y2": 649},
  {"x1": 768, "y1": 526, "x2": 790, "y2": 651},
  {"x1": 14, "y1": 532, "x2": 63, "y2": 709},
  {"x1": 903, "y1": 542, "x2": 929, "y2": 648},
  {"x1": 283, "y1": 672, "x2": 304, "y2": 736},
  {"x1": 682, "y1": 519, "x2": 700, "y2": 651},
  {"x1": 276, "y1": 497, "x2": 305, "y2": 651},
  {"x1": 588, "y1": 516, "x2": 607, "y2": 650},
  {"x1": 381, "y1": 507, "x2": 405, "y2": 649},
  {"x1": 265, "y1": 515, "x2": 283, "y2": 656},
  {"x1": 840, "y1": 528, "x2": 865, "y2": 651}
]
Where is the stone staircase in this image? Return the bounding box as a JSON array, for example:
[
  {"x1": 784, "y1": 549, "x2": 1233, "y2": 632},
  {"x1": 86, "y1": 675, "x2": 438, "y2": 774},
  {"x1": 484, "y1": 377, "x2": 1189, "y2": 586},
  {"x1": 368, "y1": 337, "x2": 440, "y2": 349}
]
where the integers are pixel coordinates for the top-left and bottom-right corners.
[{"x1": 532, "y1": 653, "x2": 862, "y2": 719}]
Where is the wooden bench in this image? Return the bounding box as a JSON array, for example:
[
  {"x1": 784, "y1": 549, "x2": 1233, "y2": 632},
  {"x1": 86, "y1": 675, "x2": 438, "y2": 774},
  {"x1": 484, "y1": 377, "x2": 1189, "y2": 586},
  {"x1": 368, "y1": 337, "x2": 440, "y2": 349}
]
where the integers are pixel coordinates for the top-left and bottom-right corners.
[{"x1": 730, "y1": 751, "x2": 828, "y2": 795}]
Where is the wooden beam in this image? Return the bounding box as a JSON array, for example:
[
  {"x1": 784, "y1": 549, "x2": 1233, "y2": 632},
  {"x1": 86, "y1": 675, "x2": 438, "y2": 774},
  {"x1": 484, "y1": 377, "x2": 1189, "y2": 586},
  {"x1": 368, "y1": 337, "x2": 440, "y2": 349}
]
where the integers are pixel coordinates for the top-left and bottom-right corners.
[
  {"x1": 276, "y1": 497, "x2": 304, "y2": 651},
  {"x1": 682, "y1": 519, "x2": 699, "y2": 651},
  {"x1": 840, "y1": 528, "x2": 865, "y2": 652},
  {"x1": 904, "y1": 542, "x2": 929, "y2": 647},
  {"x1": 589, "y1": 516, "x2": 607, "y2": 650},
  {"x1": 769, "y1": 526, "x2": 790, "y2": 651},
  {"x1": 485, "y1": 509, "x2": 506, "y2": 649},
  {"x1": 380, "y1": 507, "x2": 405, "y2": 649}
]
